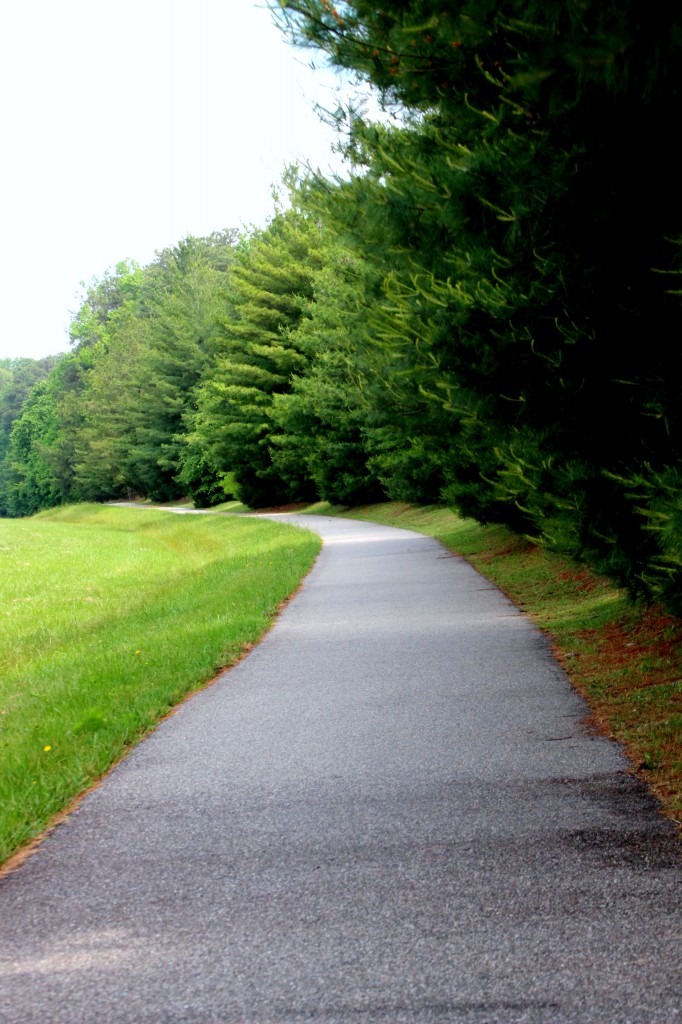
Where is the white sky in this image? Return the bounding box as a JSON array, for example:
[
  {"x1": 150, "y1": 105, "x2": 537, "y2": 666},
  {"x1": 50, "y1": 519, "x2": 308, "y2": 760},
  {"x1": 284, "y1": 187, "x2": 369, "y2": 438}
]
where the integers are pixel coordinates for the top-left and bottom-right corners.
[{"x1": 0, "y1": 0, "x2": 356, "y2": 361}]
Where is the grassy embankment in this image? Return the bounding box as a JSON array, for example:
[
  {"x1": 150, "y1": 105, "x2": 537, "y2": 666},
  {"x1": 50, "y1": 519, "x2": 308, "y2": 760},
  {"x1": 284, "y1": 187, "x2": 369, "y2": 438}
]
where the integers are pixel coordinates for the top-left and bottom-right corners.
[
  {"x1": 0, "y1": 504, "x2": 320, "y2": 866},
  {"x1": 304, "y1": 501, "x2": 682, "y2": 827}
]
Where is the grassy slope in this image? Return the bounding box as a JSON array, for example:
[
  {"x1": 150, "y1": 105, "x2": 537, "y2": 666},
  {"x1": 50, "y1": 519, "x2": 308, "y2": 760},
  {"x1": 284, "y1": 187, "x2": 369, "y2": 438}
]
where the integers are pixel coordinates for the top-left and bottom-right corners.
[
  {"x1": 0, "y1": 504, "x2": 320, "y2": 864},
  {"x1": 304, "y1": 501, "x2": 682, "y2": 826}
]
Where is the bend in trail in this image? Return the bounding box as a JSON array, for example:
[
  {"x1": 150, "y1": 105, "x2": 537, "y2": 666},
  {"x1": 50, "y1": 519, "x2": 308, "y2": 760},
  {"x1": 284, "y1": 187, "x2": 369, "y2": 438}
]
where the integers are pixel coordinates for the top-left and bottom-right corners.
[{"x1": 0, "y1": 513, "x2": 679, "y2": 1024}]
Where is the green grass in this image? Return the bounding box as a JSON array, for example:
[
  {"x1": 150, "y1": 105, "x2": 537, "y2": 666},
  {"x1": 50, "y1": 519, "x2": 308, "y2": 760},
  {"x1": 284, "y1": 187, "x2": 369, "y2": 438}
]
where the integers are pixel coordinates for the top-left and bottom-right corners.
[
  {"x1": 305, "y1": 501, "x2": 682, "y2": 826},
  {"x1": 0, "y1": 504, "x2": 320, "y2": 864},
  {"x1": 135, "y1": 498, "x2": 249, "y2": 514}
]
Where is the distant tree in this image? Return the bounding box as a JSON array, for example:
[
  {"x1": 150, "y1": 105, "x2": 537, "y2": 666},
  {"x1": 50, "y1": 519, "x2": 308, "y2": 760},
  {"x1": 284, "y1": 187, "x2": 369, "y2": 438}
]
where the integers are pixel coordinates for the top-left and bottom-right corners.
[
  {"x1": 0, "y1": 354, "x2": 87, "y2": 517},
  {"x1": 69, "y1": 260, "x2": 143, "y2": 351},
  {"x1": 0, "y1": 356, "x2": 63, "y2": 516},
  {"x1": 73, "y1": 308, "x2": 153, "y2": 501},
  {"x1": 0, "y1": 356, "x2": 61, "y2": 438},
  {"x1": 270, "y1": 246, "x2": 385, "y2": 505},
  {"x1": 76, "y1": 233, "x2": 237, "y2": 502},
  {"x1": 186, "y1": 209, "x2": 325, "y2": 507},
  {"x1": 1, "y1": 232, "x2": 238, "y2": 516},
  {"x1": 134, "y1": 235, "x2": 235, "y2": 496}
]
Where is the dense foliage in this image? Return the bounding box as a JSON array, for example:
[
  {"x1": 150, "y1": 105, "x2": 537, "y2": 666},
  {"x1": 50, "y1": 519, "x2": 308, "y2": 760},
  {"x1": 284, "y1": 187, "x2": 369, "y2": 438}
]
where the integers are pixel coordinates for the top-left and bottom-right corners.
[
  {"x1": 3, "y1": 0, "x2": 682, "y2": 612},
  {"x1": 271, "y1": 0, "x2": 682, "y2": 609},
  {"x1": 183, "y1": 211, "x2": 326, "y2": 507}
]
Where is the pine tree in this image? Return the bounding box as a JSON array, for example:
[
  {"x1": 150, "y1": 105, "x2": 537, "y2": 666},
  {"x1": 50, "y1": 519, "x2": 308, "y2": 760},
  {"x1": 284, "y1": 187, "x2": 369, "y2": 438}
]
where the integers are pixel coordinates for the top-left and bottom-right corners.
[
  {"x1": 187, "y1": 209, "x2": 325, "y2": 507},
  {"x1": 274, "y1": 0, "x2": 682, "y2": 599},
  {"x1": 76, "y1": 234, "x2": 236, "y2": 503},
  {"x1": 271, "y1": 246, "x2": 385, "y2": 505}
]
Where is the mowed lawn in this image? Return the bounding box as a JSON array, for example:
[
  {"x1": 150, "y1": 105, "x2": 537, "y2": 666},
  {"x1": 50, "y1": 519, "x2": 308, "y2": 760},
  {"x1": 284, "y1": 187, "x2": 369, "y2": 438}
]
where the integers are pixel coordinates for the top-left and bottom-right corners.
[{"x1": 0, "y1": 504, "x2": 321, "y2": 864}]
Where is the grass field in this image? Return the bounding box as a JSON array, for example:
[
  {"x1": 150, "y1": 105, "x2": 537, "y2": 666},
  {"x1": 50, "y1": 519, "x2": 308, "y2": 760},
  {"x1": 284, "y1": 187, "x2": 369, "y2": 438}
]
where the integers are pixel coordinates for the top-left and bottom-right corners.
[
  {"x1": 305, "y1": 501, "x2": 682, "y2": 827},
  {"x1": 0, "y1": 504, "x2": 320, "y2": 865}
]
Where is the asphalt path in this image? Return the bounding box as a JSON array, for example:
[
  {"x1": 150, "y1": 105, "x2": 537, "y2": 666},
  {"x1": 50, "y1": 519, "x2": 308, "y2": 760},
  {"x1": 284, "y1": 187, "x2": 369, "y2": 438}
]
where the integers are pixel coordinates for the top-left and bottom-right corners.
[{"x1": 0, "y1": 513, "x2": 679, "y2": 1024}]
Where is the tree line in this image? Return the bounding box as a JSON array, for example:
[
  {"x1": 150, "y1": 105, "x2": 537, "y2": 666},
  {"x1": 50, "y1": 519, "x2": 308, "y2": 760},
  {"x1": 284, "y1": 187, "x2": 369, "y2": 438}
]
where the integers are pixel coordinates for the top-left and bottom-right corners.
[{"x1": 2, "y1": 0, "x2": 682, "y2": 614}]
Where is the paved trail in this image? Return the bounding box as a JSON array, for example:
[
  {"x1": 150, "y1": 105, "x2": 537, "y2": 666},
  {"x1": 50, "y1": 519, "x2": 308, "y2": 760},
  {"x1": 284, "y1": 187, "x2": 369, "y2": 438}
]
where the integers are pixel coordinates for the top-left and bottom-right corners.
[{"x1": 0, "y1": 514, "x2": 679, "y2": 1024}]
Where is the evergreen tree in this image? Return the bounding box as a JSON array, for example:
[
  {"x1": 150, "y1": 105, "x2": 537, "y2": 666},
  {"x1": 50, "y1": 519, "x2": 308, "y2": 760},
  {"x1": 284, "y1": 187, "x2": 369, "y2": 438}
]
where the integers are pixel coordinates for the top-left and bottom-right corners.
[
  {"x1": 187, "y1": 209, "x2": 325, "y2": 507},
  {"x1": 275, "y1": 0, "x2": 682, "y2": 600},
  {"x1": 76, "y1": 233, "x2": 236, "y2": 503},
  {"x1": 129, "y1": 235, "x2": 234, "y2": 499},
  {"x1": 73, "y1": 308, "x2": 154, "y2": 501},
  {"x1": 271, "y1": 246, "x2": 385, "y2": 505}
]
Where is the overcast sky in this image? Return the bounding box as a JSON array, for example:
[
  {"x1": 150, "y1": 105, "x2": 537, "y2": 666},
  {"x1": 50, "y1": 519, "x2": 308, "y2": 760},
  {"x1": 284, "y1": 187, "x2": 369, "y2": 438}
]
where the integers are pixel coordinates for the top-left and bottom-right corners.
[{"x1": 0, "y1": 0, "x2": 355, "y2": 361}]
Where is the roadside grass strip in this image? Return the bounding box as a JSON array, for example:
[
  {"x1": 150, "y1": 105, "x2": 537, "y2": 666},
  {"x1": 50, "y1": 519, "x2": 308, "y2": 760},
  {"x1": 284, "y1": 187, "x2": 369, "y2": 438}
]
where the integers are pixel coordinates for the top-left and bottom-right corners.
[
  {"x1": 0, "y1": 504, "x2": 320, "y2": 864},
  {"x1": 306, "y1": 501, "x2": 682, "y2": 826}
]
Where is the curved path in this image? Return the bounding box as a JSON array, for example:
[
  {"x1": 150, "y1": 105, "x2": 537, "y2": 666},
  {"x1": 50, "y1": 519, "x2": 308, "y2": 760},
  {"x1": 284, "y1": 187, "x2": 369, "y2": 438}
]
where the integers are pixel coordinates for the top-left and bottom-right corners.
[{"x1": 0, "y1": 514, "x2": 679, "y2": 1024}]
